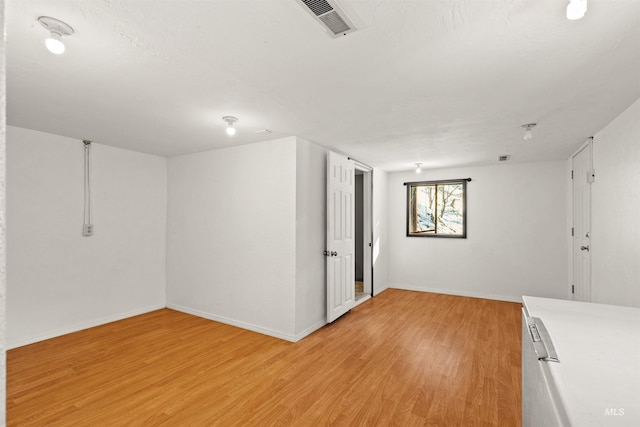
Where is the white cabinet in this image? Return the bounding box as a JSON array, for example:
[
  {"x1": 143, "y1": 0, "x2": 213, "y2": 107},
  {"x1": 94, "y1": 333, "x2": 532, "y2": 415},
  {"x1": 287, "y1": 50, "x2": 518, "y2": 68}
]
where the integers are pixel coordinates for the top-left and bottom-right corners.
[
  {"x1": 522, "y1": 310, "x2": 568, "y2": 426},
  {"x1": 522, "y1": 296, "x2": 640, "y2": 427}
]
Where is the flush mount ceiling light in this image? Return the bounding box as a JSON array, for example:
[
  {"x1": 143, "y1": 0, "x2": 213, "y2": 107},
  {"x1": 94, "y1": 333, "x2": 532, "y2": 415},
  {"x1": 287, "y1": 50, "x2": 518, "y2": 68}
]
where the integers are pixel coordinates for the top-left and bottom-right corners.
[
  {"x1": 567, "y1": 0, "x2": 587, "y2": 20},
  {"x1": 222, "y1": 116, "x2": 238, "y2": 136},
  {"x1": 521, "y1": 123, "x2": 537, "y2": 141},
  {"x1": 415, "y1": 163, "x2": 422, "y2": 174},
  {"x1": 38, "y1": 16, "x2": 74, "y2": 55}
]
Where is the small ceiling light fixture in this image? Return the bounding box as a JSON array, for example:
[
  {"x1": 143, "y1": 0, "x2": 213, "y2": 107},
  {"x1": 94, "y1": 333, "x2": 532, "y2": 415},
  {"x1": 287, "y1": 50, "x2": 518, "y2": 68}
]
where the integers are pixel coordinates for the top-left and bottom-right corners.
[
  {"x1": 521, "y1": 123, "x2": 537, "y2": 141},
  {"x1": 415, "y1": 163, "x2": 422, "y2": 174},
  {"x1": 38, "y1": 16, "x2": 74, "y2": 55},
  {"x1": 566, "y1": 0, "x2": 587, "y2": 20},
  {"x1": 222, "y1": 116, "x2": 238, "y2": 136}
]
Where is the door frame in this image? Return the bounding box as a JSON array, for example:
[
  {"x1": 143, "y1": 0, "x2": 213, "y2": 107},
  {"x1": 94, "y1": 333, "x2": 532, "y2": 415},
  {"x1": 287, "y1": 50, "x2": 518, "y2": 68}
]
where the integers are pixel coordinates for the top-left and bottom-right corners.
[
  {"x1": 353, "y1": 160, "x2": 374, "y2": 302},
  {"x1": 568, "y1": 137, "x2": 593, "y2": 301}
]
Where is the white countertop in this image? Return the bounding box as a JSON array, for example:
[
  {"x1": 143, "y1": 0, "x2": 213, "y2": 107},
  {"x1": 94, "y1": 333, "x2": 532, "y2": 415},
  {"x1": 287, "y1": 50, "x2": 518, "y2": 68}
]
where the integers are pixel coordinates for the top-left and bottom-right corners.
[{"x1": 522, "y1": 296, "x2": 640, "y2": 427}]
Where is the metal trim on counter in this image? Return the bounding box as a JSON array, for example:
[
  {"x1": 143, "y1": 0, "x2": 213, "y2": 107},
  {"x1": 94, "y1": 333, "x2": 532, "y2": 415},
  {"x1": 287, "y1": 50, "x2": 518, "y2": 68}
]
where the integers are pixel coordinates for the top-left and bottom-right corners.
[{"x1": 526, "y1": 316, "x2": 560, "y2": 362}]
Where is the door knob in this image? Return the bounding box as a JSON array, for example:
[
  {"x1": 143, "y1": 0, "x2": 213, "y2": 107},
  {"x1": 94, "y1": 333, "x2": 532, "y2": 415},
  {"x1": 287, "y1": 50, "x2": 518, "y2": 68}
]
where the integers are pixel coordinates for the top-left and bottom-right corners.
[
  {"x1": 580, "y1": 245, "x2": 590, "y2": 251},
  {"x1": 331, "y1": 251, "x2": 338, "y2": 256}
]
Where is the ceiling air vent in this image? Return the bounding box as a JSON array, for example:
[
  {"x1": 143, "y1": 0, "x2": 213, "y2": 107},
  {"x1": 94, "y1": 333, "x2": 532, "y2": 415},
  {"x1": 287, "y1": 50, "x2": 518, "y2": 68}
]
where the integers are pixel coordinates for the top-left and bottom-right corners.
[
  {"x1": 295, "y1": 0, "x2": 358, "y2": 38},
  {"x1": 498, "y1": 155, "x2": 511, "y2": 162}
]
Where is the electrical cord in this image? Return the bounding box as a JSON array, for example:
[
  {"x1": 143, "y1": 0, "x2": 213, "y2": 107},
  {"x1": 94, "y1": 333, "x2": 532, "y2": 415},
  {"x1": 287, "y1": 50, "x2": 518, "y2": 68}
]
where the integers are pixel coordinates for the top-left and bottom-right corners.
[{"x1": 83, "y1": 140, "x2": 92, "y2": 231}]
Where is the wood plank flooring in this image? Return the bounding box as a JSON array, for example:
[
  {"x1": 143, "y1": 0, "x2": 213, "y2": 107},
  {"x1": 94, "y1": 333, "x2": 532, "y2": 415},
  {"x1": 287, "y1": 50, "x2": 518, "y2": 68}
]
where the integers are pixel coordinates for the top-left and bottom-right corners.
[{"x1": 8, "y1": 289, "x2": 522, "y2": 426}]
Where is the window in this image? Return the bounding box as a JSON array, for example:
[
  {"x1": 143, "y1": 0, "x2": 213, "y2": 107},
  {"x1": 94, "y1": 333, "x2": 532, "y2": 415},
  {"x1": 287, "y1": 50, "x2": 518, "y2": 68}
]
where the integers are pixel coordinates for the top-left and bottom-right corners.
[{"x1": 406, "y1": 179, "x2": 469, "y2": 238}]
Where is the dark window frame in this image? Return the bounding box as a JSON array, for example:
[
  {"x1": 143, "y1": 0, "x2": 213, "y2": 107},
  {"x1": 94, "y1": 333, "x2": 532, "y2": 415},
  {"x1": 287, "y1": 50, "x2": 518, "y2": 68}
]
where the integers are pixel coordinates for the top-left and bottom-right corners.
[{"x1": 405, "y1": 178, "x2": 470, "y2": 239}]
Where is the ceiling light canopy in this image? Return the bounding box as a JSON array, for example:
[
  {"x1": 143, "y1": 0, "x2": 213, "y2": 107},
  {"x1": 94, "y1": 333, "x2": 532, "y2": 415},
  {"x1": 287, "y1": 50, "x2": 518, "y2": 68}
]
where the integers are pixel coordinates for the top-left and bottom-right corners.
[
  {"x1": 567, "y1": 0, "x2": 587, "y2": 20},
  {"x1": 38, "y1": 16, "x2": 74, "y2": 55},
  {"x1": 521, "y1": 123, "x2": 537, "y2": 141},
  {"x1": 222, "y1": 116, "x2": 238, "y2": 136}
]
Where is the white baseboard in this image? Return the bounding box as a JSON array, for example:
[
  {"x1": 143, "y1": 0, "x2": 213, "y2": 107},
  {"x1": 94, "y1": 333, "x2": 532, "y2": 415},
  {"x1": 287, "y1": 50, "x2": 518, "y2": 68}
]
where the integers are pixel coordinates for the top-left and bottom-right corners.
[
  {"x1": 353, "y1": 295, "x2": 371, "y2": 307},
  {"x1": 167, "y1": 303, "x2": 299, "y2": 342},
  {"x1": 373, "y1": 285, "x2": 389, "y2": 296},
  {"x1": 7, "y1": 303, "x2": 166, "y2": 349},
  {"x1": 389, "y1": 284, "x2": 523, "y2": 303},
  {"x1": 294, "y1": 319, "x2": 327, "y2": 342}
]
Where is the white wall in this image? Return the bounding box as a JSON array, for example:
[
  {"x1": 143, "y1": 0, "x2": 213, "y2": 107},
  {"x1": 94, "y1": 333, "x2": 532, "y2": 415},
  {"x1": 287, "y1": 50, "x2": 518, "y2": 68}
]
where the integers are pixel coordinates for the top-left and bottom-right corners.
[
  {"x1": 167, "y1": 137, "x2": 298, "y2": 339},
  {"x1": 294, "y1": 138, "x2": 326, "y2": 338},
  {"x1": 388, "y1": 162, "x2": 568, "y2": 302},
  {"x1": 167, "y1": 139, "x2": 382, "y2": 341},
  {"x1": 6, "y1": 126, "x2": 167, "y2": 348},
  {"x1": 373, "y1": 168, "x2": 389, "y2": 295},
  {"x1": 591, "y1": 98, "x2": 640, "y2": 307},
  {"x1": 1, "y1": 1, "x2": 7, "y2": 421},
  {"x1": 5, "y1": 129, "x2": 383, "y2": 347}
]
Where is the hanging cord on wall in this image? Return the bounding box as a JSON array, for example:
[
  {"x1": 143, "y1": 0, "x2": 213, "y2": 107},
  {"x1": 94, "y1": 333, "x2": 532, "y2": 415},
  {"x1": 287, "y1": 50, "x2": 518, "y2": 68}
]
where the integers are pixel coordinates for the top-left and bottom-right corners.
[{"x1": 83, "y1": 140, "x2": 93, "y2": 236}]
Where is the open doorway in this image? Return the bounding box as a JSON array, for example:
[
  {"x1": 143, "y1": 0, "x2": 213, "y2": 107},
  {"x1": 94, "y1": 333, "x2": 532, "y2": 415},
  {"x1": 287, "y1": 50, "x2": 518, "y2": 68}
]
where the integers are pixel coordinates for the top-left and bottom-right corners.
[{"x1": 354, "y1": 165, "x2": 372, "y2": 304}]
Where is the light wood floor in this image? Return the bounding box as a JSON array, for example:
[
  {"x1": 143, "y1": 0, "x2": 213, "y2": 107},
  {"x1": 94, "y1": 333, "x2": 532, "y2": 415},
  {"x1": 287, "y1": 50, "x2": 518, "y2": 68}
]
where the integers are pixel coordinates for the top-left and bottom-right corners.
[{"x1": 8, "y1": 289, "x2": 522, "y2": 426}]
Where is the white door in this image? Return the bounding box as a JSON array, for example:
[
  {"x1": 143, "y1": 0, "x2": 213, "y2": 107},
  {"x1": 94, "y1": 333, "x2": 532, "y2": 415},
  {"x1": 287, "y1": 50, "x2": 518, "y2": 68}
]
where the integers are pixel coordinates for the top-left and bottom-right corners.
[
  {"x1": 326, "y1": 152, "x2": 355, "y2": 323},
  {"x1": 572, "y1": 142, "x2": 592, "y2": 301}
]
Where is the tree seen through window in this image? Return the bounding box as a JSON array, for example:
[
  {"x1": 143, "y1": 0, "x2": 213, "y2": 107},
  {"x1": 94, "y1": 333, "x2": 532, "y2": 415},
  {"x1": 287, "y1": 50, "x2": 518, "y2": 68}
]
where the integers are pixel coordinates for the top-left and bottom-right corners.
[{"x1": 407, "y1": 180, "x2": 467, "y2": 238}]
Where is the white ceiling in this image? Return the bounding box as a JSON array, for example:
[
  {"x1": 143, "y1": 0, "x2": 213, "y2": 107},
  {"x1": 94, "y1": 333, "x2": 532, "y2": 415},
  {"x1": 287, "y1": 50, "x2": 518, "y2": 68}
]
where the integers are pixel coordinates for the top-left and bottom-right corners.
[{"x1": 6, "y1": 0, "x2": 640, "y2": 172}]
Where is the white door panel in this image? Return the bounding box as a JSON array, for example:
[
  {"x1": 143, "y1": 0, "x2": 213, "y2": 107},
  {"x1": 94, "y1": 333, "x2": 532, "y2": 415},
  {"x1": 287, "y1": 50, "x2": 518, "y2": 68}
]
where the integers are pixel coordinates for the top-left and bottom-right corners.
[
  {"x1": 327, "y1": 152, "x2": 355, "y2": 323},
  {"x1": 572, "y1": 142, "x2": 592, "y2": 301}
]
